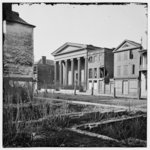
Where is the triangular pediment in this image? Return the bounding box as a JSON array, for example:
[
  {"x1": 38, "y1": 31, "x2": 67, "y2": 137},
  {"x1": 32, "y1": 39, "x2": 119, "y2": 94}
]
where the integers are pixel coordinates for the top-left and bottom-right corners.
[
  {"x1": 52, "y1": 42, "x2": 87, "y2": 56},
  {"x1": 59, "y1": 45, "x2": 82, "y2": 54},
  {"x1": 113, "y1": 40, "x2": 141, "y2": 53}
]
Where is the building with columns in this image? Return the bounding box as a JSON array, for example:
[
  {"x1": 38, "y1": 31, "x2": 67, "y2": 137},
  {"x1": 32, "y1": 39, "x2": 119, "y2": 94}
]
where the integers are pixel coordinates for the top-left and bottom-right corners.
[
  {"x1": 52, "y1": 42, "x2": 88, "y2": 91},
  {"x1": 52, "y1": 42, "x2": 114, "y2": 93}
]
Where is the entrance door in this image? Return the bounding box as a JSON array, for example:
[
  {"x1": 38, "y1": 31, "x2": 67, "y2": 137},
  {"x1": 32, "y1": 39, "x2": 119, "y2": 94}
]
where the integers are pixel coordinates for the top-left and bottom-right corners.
[
  {"x1": 123, "y1": 81, "x2": 128, "y2": 95},
  {"x1": 99, "y1": 80, "x2": 104, "y2": 93},
  {"x1": 110, "y1": 83, "x2": 114, "y2": 94},
  {"x1": 141, "y1": 72, "x2": 147, "y2": 98}
]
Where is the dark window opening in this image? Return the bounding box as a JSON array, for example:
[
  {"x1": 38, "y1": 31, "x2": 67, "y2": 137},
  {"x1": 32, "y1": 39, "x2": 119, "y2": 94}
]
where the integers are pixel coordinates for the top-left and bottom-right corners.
[
  {"x1": 94, "y1": 68, "x2": 97, "y2": 78},
  {"x1": 88, "y1": 56, "x2": 93, "y2": 63},
  {"x1": 33, "y1": 66, "x2": 37, "y2": 74},
  {"x1": 132, "y1": 65, "x2": 135, "y2": 74},
  {"x1": 99, "y1": 67, "x2": 104, "y2": 78},
  {"x1": 140, "y1": 56, "x2": 142, "y2": 65},
  {"x1": 130, "y1": 50, "x2": 133, "y2": 59},
  {"x1": 89, "y1": 68, "x2": 92, "y2": 78}
]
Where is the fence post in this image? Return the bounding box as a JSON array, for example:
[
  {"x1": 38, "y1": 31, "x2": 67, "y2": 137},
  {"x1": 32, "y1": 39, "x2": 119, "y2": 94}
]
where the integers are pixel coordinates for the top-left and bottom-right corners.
[
  {"x1": 74, "y1": 80, "x2": 77, "y2": 95},
  {"x1": 113, "y1": 87, "x2": 116, "y2": 98},
  {"x1": 91, "y1": 87, "x2": 93, "y2": 95}
]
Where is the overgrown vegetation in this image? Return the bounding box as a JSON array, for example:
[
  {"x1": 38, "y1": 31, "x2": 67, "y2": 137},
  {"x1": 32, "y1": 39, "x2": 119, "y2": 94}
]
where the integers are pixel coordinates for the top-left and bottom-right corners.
[
  {"x1": 3, "y1": 83, "x2": 147, "y2": 147},
  {"x1": 78, "y1": 115, "x2": 146, "y2": 142}
]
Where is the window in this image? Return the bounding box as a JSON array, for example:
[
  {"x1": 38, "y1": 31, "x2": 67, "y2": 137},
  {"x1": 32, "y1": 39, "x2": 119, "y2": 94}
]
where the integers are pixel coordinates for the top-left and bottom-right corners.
[
  {"x1": 140, "y1": 56, "x2": 142, "y2": 65},
  {"x1": 99, "y1": 67, "x2": 104, "y2": 78},
  {"x1": 94, "y1": 68, "x2": 97, "y2": 78},
  {"x1": 89, "y1": 68, "x2": 93, "y2": 78},
  {"x1": 130, "y1": 50, "x2": 133, "y2": 59},
  {"x1": 132, "y1": 65, "x2": 135, "y2": 74},
  {"x1": 93, "y1": 56, "x2": 96, "y2": 62},
  {"x1": 96, "y1": 54, "x2": 99, "y2": 62},
  {"x1": 124, "y1": 51, "x2": 128, "y2": 60},
  {"x1": 33, "y1": 66, "x2": 37, "y2": 74},
  {"x1": 99, "y1": 53, "x2": 103, "y2": 61},
  {"x1": 88, "y1": 56, "x2": 92, "y2": 63},
  {"x1": 117, "y1": 66, "x2": 121, "y2": 76},
  {"x1": 123, "y1": 65, "x2": 128, "y2": 75},
  {"x1": 93, "y1": 55, "x2": 97, "y2": 63},
  {"x1": 146, "y1": 80, "x2": 147, "y2": 90},
  {"x1": 95, "y1": 55, "x2": 99, "y2": 62}
]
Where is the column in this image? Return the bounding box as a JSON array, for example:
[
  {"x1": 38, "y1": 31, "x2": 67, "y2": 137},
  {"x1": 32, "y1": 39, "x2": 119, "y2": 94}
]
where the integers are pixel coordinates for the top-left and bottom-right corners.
[
  {"x1": 78, "y1": 57, "x2": 81, "y2": 87},
  {"x1": 59, "y1": 61, "x2": 62, "y2": 87},
  {"x1": 84, "y1": 56, "x2": 88, "y2": 90},
  {"x1": 54, "y1": 61, "x2": 57, "y2": 87},
  {"x1": 65, "y1": 60, "x2": 68, "y2": 85},
  {"x1": 71, "y1": 58, "x2": 74, "y2": 86},
  {"x1": 103, "y1": 67, "x2": 105, "y2": 94}
]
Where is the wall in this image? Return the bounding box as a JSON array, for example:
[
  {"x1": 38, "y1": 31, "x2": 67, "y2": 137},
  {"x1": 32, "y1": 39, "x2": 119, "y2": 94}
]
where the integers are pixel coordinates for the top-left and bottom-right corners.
[
  {"x1": 37, "y1": 64, "x2": 54, "y2": 89},
  {"x1": 114, "y1": 48, "x2": 140, "y2": 98},
  {"x1": 88, "y1": 49, "x2": 104, "y2": 71},
  {"x1": 87, "y1": 48, "x2": 114, "y2": 96},
  {"x1": 3, "y1": 21, "x2": 34, "y2": 102},
  {"x1": 115, "y1": 79, "x2": 138, "y2": 98},
  {"x1": 3, "y1": 22, "x2": 34, "y2": 78},
  {"x1": 140, "y1": 72, "x2": 147, "y2": 98},
  {"x1": 114, "y1": 49, "x2": 140, "y2": 79},
  {"x1": 105, "y1": 49, "x2": 114, "y2": 78}
]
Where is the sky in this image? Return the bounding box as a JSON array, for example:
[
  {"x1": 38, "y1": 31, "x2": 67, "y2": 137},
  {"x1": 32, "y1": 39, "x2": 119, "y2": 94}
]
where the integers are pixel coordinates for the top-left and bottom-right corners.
[{"x1": 12, "y1": 3, "x2": 147, "y2": 62}]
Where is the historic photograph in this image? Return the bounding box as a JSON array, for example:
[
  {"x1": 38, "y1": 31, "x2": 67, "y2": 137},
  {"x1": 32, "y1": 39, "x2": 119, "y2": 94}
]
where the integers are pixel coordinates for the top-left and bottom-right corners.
[{"x1": 3, "y1": 2, "x2": 147, "y2": 147}]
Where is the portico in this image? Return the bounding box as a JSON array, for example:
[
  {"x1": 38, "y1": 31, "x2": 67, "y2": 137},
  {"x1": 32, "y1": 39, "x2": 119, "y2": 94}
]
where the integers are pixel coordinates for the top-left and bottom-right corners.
[
  {"x1": 55, "y1": 57, "x2": 87, "y2": 88},
  {"x1": 52, "y1": 42, "x2": 88, "y2": 91}
]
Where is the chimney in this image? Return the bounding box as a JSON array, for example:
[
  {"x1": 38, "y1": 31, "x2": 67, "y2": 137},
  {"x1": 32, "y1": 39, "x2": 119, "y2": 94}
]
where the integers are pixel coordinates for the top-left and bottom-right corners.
[
  {"x1": 42, "y1": 56, "x2": 46, "y2": 64},
  {"x1": 3, "y1": 3, "x2": 12, "y2": 20},
  {"x1": 3, "y1": 3, "x2": 12, "y2": 12}
]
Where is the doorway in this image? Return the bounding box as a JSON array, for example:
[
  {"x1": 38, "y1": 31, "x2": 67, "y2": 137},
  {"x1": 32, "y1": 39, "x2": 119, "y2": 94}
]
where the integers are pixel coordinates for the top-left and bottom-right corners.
[{"x1": 123, "y1": 80, "x2": 129, "y2": 95}]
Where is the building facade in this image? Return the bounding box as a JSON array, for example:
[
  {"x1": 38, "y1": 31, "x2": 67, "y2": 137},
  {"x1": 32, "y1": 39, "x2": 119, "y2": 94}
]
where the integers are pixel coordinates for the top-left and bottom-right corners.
[
  {"x1": 113, "y1": 40, "x2": 142, "y2": 98},
  {"x1": 34, "y1": 56, "x2": 54, "y2": 90},
  {"x1": 3, "y1": 4, "x2": 35, "y2": 102},
  {"x1": 139, "y1": 49, "x2": 147, "y2": 98},
  {"x1": 52, "y1": 42, "x2": 89, "y2": 91},
  {"x1": 87, "y1": 47, "x2": 114, "y2": 95},
  {"x1": 52, "y1": 42, "x2": 114, "y2": 94}
]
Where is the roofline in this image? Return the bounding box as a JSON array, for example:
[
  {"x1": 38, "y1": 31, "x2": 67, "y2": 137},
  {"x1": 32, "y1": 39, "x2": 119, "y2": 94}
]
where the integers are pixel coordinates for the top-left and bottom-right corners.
[
  {"x1": 113, "y1": 39, "x2": 141, "y2": 53},
  {"x1": 52, "y1": 48, "x2": 86, "y2": 56},
  {"x1": 51, "y1": 42, "x2": 104, "y2": 56},
  {"x1": 113, "y1": 46, "x2": 142, "y2": 53},
  {"x1": 34, "y1": 58, "x2": 54, "y2": 65},
  {"x1": 51, "y1": 42, "x2": 86, "y2": 56},
  {"x1": 139, "y1": 49, "x2": 147, "y2": 53},
  {"x1": 6, "y1": 19, "x2": 36, "y2": 28}
]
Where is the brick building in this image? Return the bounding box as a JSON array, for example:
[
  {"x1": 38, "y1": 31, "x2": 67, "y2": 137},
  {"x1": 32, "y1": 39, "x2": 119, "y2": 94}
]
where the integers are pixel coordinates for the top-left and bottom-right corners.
[
  {"x1": 34, "y1": 56, "x2": 54, "y2": 90},
  {"x1": 3, "y1": 3, "x2": 35, "y2": 102},
  {"x1": 52, "y1": 42, "x2": 114, "y2": 94},
  {"x1": 87, "y1": 47, "x2": 114, "y2": 95},
  {"x1": 113, "y1": 40, "x2": 142, "y2": 98}
]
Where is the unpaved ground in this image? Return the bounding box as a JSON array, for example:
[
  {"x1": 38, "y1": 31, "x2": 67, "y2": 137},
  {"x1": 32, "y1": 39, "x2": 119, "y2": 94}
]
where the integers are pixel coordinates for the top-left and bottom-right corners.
[
  {"x1": 34, "y1": 93, "x2": 147, "y2": 112},
  {"x1": 31, "y1": 128, "x2": 124, "y2": 147},
  {"x1": 4, "y1": 93, "x2": 146, "y2": 147}
]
